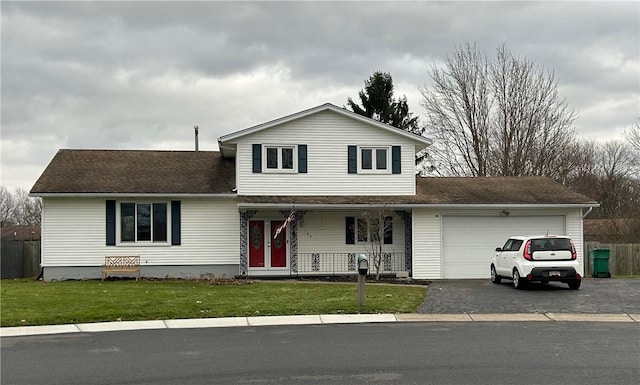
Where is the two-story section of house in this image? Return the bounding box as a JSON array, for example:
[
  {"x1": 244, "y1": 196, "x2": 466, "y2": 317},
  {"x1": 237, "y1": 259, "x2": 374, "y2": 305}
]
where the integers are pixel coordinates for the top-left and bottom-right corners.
[
  {"x1": 30, "y1": 103, "x2": 597, "y2": 281},
  {"x1": 217, "y1": 103, "x2": 431, "y2": 277}
]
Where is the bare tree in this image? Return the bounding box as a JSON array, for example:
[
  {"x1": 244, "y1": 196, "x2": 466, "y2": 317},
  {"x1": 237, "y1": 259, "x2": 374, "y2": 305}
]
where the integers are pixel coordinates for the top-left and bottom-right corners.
[
  {"x1": 595, "y1": 141, "x2": 637, "y2": 219},
  {"x1": 13, "y1": 188, "x2": 42, "y2": 225},
  {"x1": 564, "y1": 140, "x2": 639, "y2": 220},
  {"x1": 0, "y1": 186, "x2": 42, "y2": 226},
  {"x1": 625, "y1": 118, "x2": 640, "y2": 154},
  {"x1": 0, "y1": 186, "x2": 16, "y2": 226},
  {"x1": 356, "y1": 207, "x2": 397, "y2": 280},
  {"x1": 624, "y1": 118, "x2": 640, "y2": 178},
  {"x1": 420, "y1": 42, "x2": 491, "y2": 176},
  {"x1": 420, "y1": 43, "x2": 577, "y2": 177}
]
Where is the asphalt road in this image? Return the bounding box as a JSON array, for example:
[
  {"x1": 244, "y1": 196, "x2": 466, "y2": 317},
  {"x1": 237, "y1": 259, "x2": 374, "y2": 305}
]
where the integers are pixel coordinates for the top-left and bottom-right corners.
[{"x1": 2, "y1": 322, "x2": 639, "y2": 385}]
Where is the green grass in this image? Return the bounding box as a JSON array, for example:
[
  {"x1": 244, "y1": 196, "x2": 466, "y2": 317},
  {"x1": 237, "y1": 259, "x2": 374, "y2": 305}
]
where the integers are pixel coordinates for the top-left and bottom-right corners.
[{"x1": 0, "y1": 279, "x2": 426, "y2": 327}]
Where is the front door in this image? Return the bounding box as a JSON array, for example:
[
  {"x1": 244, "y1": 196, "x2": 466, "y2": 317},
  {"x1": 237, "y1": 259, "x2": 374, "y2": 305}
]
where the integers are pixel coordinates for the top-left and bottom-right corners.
[
  {"x1": 270, "y1": 220, "x2": 287, "y2": 268},
  {"x1": 249, "y1": 220, "x2": 265, "y2": 267},
  {"x1": 248, "y1": 219, "x2": 288, "y2": 270}
]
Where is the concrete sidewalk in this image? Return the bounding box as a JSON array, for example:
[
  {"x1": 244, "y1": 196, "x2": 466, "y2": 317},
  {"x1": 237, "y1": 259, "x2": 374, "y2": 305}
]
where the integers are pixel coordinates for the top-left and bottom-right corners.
[{"x1": 2, "y1": 312, "x2": 638, "y2": 337}]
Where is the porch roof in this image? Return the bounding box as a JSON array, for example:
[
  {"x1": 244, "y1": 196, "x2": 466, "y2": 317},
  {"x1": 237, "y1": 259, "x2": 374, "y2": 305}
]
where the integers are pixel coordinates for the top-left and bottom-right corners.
[{"x1": 237, "y1": 177, "x2": 597, "y2": 208}]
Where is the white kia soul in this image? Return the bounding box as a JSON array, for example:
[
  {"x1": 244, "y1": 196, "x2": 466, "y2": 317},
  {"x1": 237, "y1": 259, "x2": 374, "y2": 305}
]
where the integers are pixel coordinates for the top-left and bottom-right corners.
[{"x1": 491, "y1": 235, "x2": 582, "y2": 290}]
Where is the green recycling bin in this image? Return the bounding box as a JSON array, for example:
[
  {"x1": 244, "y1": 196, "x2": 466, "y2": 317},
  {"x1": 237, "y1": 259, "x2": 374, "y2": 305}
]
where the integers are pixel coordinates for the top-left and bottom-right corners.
[{"x1": 591, "y1": 248, "x2": 611, "y2": 278}]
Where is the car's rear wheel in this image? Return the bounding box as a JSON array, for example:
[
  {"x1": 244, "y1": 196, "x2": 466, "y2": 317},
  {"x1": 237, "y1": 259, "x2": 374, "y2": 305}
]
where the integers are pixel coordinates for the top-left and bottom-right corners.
[
  {"x1": 513, "y1": 269, "x2": 526, "y2": 289},
  {"x1": 491, "y1": 265, "x2": 501, "y2": 284},
  {"x1": 568, "y1": 280, "x2": 581, "y2": 290}
]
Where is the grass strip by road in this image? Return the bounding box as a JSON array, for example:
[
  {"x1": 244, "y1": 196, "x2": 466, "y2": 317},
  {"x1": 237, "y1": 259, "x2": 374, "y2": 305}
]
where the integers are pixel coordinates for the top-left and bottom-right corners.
[{"x1": 0, "y1": 279, "x2": 425, "y2": 327}]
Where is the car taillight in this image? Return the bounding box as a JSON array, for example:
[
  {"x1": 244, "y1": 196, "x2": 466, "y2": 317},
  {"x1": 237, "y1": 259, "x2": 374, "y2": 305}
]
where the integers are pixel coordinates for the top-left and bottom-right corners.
[
  {"x1": 570, "y1": 240, "x2": 577, "y2": 260},
  {"x1": 523, "y1": 240, "x2": 533, "y2": 261}
]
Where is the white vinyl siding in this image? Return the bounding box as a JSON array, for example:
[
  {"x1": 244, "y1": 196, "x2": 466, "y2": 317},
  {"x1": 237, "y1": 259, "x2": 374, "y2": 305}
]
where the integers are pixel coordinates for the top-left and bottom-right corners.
[
  {"x1": 41, "y1": 197, "x2": 239, "y2": 267},
  {"x1": 565, "y1": 210, "x2": 585, "y2": 276},
  {"x1": 297, "y1": 211, "x2": 405, "y2": 255},
  {"x1": 412, "y1": 210, "x2": 442, "y2": 279},
  {"x1": 234, "y1": 110, "x2": 417, "y2": 196}
]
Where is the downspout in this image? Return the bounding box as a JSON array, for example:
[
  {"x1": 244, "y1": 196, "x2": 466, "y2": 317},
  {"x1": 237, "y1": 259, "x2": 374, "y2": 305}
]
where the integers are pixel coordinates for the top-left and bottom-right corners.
[{"x1": 582, "y1": 207, "x2": 594, "y2": 219}]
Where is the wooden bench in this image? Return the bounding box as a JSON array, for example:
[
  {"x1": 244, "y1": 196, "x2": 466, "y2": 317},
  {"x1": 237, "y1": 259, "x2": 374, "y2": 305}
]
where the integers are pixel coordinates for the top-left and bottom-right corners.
[{"x1": 102, "y1": 256, "x2": 140, "y2": 281}]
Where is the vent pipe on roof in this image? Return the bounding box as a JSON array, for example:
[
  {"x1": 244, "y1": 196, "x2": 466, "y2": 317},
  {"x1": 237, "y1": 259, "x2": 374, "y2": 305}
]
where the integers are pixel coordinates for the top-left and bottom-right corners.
[{"x1": 194, "y1": 126, "x2": 199, "y2": 151}]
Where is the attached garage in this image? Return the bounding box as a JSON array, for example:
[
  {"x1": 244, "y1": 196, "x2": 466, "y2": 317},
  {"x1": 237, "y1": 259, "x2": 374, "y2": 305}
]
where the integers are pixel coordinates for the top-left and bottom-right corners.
[
  {"x1": 441, "y1": 215, "x2": 566, "y2": 279},
  {"x1": 411, "y1": 177, "x2": 597, "y2": 280}
]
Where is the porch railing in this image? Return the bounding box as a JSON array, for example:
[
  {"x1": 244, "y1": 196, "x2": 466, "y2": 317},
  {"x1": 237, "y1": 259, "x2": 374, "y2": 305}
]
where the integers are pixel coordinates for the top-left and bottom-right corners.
[{"x1": 295, "y1": 252, "x2": 406, "y2": 276}]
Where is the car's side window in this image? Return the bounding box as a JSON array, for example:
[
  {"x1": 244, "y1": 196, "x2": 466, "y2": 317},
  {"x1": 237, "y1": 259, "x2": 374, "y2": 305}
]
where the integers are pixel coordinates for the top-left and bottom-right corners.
[
  {"x1": 510, "y1": 240, "x2": 523, "y2": 251},
  {"x1": 502, "y1": 239, "x2": 513, "y2": 251}
]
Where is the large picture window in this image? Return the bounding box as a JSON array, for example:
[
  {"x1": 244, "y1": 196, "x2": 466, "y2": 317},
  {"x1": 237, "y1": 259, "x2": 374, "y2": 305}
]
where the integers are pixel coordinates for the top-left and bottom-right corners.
[{"x1": 120, "y1": 202, "x2": 168, "y2": 243}]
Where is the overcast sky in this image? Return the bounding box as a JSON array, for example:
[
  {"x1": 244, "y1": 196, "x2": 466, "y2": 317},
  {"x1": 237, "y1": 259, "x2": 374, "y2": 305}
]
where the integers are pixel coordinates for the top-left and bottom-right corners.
[{"x1": 1, "y1": 1, "x2": 639, "y2": 192}]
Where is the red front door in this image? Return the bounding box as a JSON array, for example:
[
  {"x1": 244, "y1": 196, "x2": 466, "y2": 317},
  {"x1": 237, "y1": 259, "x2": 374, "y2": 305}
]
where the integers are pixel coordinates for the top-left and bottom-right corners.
[
  {"x1": 248, "y1": 220, "x2": 288, "y2": 269},
  {"x1": 249, "y1": 220, "x2": 265, "y2": 267},
  {"x1": 271, "y1": 220, "x2": 287, "y2": 268}
]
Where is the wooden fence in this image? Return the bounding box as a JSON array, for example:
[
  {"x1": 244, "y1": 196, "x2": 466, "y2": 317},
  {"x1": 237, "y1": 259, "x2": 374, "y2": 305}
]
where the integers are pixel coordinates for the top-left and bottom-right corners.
[
  {"x1": 1, "y1": 240, "x2": 41, "y2": 279},
  {"x1": 583, "y1": 242, "x2": 640, "y2": 277}
]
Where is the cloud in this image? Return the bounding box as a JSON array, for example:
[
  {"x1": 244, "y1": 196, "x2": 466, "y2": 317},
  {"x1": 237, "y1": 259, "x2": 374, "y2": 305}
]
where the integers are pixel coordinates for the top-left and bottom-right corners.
[{"x1": 1, "y1": 1, "x2": 638, "y2": 192}]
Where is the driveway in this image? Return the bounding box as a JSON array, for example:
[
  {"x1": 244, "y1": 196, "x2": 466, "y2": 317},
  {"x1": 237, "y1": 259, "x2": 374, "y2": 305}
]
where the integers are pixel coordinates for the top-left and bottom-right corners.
[{"x1": 418, "y1": 278, "x2": 640, "y2": 314}]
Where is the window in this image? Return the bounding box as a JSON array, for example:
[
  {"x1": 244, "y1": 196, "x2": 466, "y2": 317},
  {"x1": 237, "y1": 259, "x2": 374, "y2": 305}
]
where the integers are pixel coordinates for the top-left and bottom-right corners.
[
  {"x1": 253, "y1": 144, "x2": 306, "y2": 173},
  {"x1": 348, "y1": 145, "x2": 400, "y2": 174},
  {"x1": 264, "y1": 145, "x2": 296, "y2": 172},
  {"x1": 120, "y1": 202, "x2": 168, "y2": 243},
  {"x1": 357, "y1": 218, "x2": 369, "y2": 242},
  {"x1": 346, "y1": 216, "x2": 393, "y2": 245},
  {"x1": 502, "y1": 239, "x2": 523, "y2": 251},
  {"x1": 360, "y1": 147, "x2": 388, "y2": 172}
]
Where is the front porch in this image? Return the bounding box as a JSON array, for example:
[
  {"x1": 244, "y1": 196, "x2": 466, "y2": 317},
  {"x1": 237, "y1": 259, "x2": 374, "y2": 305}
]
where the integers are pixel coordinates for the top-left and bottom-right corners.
[{"x1": 239, "y1": 209, "x2": 412, "y2": 278}]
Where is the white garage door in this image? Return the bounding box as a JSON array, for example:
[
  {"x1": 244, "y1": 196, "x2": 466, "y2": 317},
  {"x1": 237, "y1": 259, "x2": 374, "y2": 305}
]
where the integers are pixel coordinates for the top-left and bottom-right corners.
[{"x1": 442, "y1": 216, "x2": 565, "y2": 279}]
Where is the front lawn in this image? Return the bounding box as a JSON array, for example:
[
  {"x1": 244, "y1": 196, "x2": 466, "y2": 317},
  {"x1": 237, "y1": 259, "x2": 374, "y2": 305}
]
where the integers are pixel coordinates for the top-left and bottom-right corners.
[{"x1": 0, "y1": 279, "x2": 426, "y2": 327}]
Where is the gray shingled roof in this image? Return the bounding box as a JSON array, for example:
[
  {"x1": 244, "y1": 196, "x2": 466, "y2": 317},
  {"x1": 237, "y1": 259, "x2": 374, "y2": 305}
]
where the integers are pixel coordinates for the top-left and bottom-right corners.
[
  {"x1": 30, "y1": 149, "x2": 236, "y2": 194},
  {"x1": 237, "y1": 177, "x2": 597, "y2": 206},
  {"x1": 31, "y1": 150, "x2": 596, "y2": 206}
]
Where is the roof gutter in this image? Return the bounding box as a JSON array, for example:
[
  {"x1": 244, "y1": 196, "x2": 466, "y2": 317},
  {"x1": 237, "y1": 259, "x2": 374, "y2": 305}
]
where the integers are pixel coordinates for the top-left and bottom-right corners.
[
  {"x1": 31, "y1": 193, "x2": 238, "y2": 198},
  {"x1": 237, "y1": 202, "x2": 600, "y2": 210}
]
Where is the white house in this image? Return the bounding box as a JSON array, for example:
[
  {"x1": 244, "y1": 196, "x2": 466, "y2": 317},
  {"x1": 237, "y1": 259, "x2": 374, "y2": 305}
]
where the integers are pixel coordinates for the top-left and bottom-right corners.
[{"x1": 30, "y1": 103, "x2": 597, "y2": 281}]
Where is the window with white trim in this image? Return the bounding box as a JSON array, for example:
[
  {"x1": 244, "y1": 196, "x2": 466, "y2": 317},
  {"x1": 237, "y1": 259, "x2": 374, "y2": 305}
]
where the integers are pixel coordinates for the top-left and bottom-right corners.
[
  {"x1": 264, "y1": 145, "x2": 296, "y2": 172},
  {"x1": 359, "y1": 146, "x2": 389, "y2": 173},
  {"x1": 120, "y1": 202, "x2": 168, "y2": 243}
]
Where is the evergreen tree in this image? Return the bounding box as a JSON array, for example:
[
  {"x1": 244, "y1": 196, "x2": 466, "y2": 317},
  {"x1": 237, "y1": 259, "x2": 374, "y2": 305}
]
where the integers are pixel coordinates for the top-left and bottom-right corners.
[{"x1": 347, "y1": 71, "x2": 422, "y2": 135}]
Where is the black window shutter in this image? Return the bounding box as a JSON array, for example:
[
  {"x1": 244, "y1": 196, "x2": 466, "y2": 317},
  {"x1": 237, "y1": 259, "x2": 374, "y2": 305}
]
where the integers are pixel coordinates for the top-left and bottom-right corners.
[
  {"x1": 252, "y1": 144, "x2": 262, "y2": 173},
  {"x1": 298, "y1": 144, "x2": 307, "y2": 173},
  {"x1": 171, "y1": 200, "x2": 181, "y2": 245},
  {"x1": 106, "y1": 200, "x2": 116, "y2": 246},
  {"x1": 384, "y1": 216, "x2": 393, "y2": 244},
  {"x1": 348, "y1": 145, "x2": 357, "y2": 174},
  {"x1": 392, "y1": 146, "x2": 401, "y2": 174},
  {"x1": 346, "y1": 216, "x2": 355, "y2": 244}
]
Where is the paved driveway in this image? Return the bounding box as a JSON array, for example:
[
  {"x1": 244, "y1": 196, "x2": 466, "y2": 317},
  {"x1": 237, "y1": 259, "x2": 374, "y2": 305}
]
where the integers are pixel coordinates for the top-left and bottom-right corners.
[{"x1": 418, "y1": 278, "x2": 640, "y2": 314}]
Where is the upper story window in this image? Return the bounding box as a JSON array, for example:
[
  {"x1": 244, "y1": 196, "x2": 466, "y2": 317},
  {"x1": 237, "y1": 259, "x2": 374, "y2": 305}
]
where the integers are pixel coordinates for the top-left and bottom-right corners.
[
  {"x1": 120, "y1": 202, "x2": 168, "y2": 243},
  {"x1": 348, "y1": 145, "x2": 401, "y2": 175},
  {"x1": 360, "y1": 147, "x2": 389, "y2": 173},
  {"x1": 265, "y1": 146, "x2": 295, "y2": 172},
  {"x1": 253, "y1": 144, "x2": 307, "y2": 174}
]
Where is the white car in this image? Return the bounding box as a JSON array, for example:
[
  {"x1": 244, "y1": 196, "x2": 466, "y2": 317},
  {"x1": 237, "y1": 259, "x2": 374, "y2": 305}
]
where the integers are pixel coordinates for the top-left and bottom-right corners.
[{"x1": 491, "y1": 235, "x2": 582, "y2": 290}]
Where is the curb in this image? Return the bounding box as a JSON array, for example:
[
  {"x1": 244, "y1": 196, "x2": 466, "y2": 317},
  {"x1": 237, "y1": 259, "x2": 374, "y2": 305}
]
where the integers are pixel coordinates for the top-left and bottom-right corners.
[{"x1": 1, "y1": 313, "x2": 638, "y2": 337}]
